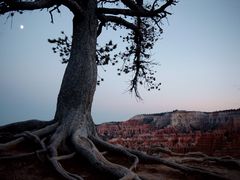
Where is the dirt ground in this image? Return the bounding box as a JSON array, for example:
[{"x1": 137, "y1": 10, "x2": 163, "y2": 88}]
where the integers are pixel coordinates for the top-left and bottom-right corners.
[
  {"x1": 0, "y1": 135, "x2": 239, "y2": 180},
  {"x1": 1, "y1": 148, "x2": 240, "y2": 180}
]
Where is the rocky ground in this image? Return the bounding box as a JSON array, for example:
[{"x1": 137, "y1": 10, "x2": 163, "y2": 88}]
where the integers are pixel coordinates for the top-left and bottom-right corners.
[
  {"x1": 97, "y1": 109, "x2": 240, "y2": 158},
  {"x1": 0, "y1": 109, "x2": 240, "y2": 179},
  {"x1": 1, "y1": 143, "x2": 239, "y2": 180}
]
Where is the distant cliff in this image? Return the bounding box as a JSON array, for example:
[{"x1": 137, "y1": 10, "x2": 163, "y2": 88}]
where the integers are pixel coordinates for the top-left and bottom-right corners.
[{"x1": 97, "y1": 109, "x2": 240, "y2": 157}]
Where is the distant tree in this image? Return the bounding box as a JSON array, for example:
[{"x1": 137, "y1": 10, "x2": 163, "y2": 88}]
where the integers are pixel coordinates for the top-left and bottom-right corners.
[{"x1": 1, "y1": 1, "x2": 232, "y2": 179}]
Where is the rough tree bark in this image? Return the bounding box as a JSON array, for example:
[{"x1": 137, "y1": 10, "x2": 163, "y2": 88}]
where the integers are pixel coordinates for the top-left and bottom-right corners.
[
  {"x1": 51, "y1": 2, "x2": 98, "y2": 147},
  {"x1": 0, "y1": 1, "x2": 141, "y2": 179},
  {"x1": 44, "y1": 1, "x2": 141, "y2": 179}
]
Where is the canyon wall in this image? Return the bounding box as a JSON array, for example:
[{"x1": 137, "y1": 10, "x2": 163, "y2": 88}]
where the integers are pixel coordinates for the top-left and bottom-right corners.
[{"x1": 97, "y1": 109, "x2": 240, "y2": 157}]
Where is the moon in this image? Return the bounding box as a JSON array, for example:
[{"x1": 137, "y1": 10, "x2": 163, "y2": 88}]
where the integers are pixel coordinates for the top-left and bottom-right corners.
[{"x1": 20, "y1": 25, "x2": 24, "y2": 30}]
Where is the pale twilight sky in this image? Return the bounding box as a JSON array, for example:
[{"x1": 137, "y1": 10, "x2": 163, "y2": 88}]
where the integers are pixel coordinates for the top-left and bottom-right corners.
[{"x1": 0, "y1": 0, "x2": 240, "y2": 125}]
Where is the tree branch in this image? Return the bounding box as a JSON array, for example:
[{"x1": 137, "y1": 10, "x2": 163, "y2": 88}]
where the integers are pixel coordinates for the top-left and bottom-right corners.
[
  {"x1": 0, "y1": 0, "x2": 85, "y2": 16},
  {"x1": 97, "y1": 0, "x2": 120, "y2": 4},
  {"x1": 0, "y1": 0, "x2": 56, "y2": 14},
  {"x1": 154, "y1": 0, "x2": 177, "y2": 14},
  {"x1": 121, "y1": 0, "x2": 141, "y2": 11},
  {"x1": 97, "y1": 0, "x2": 176, "y2": 17},
  {"x1": 101, "y1": 14, "x2": 139, "y2": 32},
  {"x1": 97, "y1": 8, "x2": 137, "y2": 16},
  {"x1": 60, "y1": 0, "x2": 84, "y2": 16}
]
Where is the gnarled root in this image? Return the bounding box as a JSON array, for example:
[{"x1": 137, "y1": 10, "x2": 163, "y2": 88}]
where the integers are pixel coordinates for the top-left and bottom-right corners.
[
  {"x1": 48, "y1": 146, "x2": 83, "y2": 180},
  {"x1": 128, "y1": 149, "x2": 228, "y2": 179},
  {"x1": 151, "y1": 146, "x2": 240, "y2": 170},
  {"x1": 0, "y1": 122, "x2": 58, "y2": 151},
  {"x1": 72, "y1": 131, "x2": 140, "y2": 180},
  {"x1": 89, "y1": 136, "x2": 229, "y2": 179},
  {"x1": 0, "y1": 149, "x2": 46, "y2": 160},
  {"x1": 0, "y1": 119, "x2": 55, "y2": 137},
  {"x1": 0, "y1": 120, "x2": 236, "y2": 180},
  {"x1": 177, "y1": 156, "x2": 240, "y2": 170},
  {"x1": 90, "y1": 136, "x2": 139, "y2": 171}
]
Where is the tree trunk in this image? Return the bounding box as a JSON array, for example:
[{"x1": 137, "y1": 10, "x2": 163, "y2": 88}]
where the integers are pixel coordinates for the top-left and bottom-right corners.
[{"x1": 53, "y1": 1, "x2": 98, "y2": 139}]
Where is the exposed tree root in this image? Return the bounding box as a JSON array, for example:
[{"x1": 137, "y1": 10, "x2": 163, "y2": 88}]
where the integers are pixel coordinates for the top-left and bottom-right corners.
[
  {"x1": 125, "y1": 148, "x2": 228, "y2": 179},
  {"x1": 0, "y1": 136, "x2": 25, "y2": 151},
  {"x1": 0, "y1": 122, "x2": 58, "y2": 151},
  {"x1": 0, "y1": 130, "x2": 48, "y2": 161},
  {"x1": 0, "y1": 149, "x2": 46, "y2": 160},
  {"x1": 90, "y1": 136, "x2": 230, "y2": 179},
  {"x1": 0, "y1": 119, "x2": 55, "y2": 136},
  {"x1": 48, "y1": 149, "x2": 84, "y2": 180},
  {"x1": 54, "y1": 152, "x2": 76, "y2": 161},
  {"x1": 72, "y1": 131, "x2": 140, "y2": 180},
  {"x1": 90, "y1": 135, "x2": 139, "y2": 171},
  {"x1": 0, "y1": 120, "x2": 237, "y2": 180},
  {"x1": 21, "y1": 131, "x2": 46, "y2": 149},
  {"x1": 151, "y1": 146, "x2": 240, "y2": 170}
]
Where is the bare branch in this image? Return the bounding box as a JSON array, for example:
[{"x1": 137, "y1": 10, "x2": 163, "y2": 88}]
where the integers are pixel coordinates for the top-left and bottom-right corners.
[
  {"x1": 121, "y1": 0, "x2": 140, "y2": 11},
  {"x1": 97, "y1": 7, "x2": 143, "y2": 17},
  {"x1": 97, "y1": 0, "x2": 176, "y2": 17},
  {"x1": 0, "y1": 0, "x2": 56, "y2": 14},
  {"x1": 101, "y1": 14, "x2": 139, "y2": 32},
  {"x1": 48, "y1": 4, "x2": 60, "y2": 23},
  {"x1": 60, "y1": 0, "x2": 84, "y2": 16},
  {"x1": 98, "y1": 0, "x2": 120, "y2": 4},
  {"x1": 97, "y1": 20, "x2": 104, "y2": 37},
  {"x1": 154, "y1": 0, "x2": 177, "y2": 14},
  {"x1": 0, "y1": 0, "x2": 85, "y2": 16}
]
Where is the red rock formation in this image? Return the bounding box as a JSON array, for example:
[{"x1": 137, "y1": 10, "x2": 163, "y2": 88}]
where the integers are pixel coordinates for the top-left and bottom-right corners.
[{"x1": 97, "y1": 109, "x2": 240, "y2": 157}]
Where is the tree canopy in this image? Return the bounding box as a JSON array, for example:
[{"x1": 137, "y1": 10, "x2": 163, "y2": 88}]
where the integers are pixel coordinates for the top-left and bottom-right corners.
[{"x1": 0, "y1": 0, "x2": 177, "y2": 98}]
